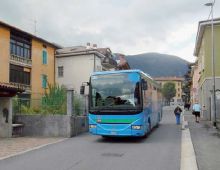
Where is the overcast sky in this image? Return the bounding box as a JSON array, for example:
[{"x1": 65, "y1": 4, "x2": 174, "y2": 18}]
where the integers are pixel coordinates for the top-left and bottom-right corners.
[{"x1": 0, "y1": 0, "x2": 219, "y2": 62}]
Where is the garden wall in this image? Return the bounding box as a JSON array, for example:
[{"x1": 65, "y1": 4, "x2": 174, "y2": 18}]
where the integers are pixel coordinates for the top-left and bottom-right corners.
[
  {"x1": 0, "y1": 98, "x2": 12, "y2": 138},
  {"x1": 15, "y1": 115, "x2": 88, "y2": 137}
]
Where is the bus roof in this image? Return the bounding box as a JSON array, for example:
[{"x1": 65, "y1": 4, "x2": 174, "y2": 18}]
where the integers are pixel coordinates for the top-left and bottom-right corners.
[
  {"x1": 92, "y1": 69, "x2": 152, "y2": 80},
  {"x1": 91, "y1": 70, "x2": 161, "y2": 89}
]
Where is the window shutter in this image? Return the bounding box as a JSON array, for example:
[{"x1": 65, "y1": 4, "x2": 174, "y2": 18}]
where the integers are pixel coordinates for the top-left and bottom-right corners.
[
  {"x1": 42, "y1": 50, "x2": 47, "y2": 64},
  {"x1": 42, "y1": 75, "x2": 47, "y2": 88},
  {"x1": 41, "y1": 75, "x2": 44, "y2": 87}
]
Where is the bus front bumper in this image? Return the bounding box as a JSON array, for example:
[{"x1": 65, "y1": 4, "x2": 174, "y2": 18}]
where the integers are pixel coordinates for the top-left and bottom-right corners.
[{"x1": 89, "y1": 124, "x2": 145, "y2": 137}]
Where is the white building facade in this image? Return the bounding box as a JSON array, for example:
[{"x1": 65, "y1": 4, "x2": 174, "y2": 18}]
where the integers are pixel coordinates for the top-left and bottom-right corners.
[{"x1": 55, "y1": 45, "x2": 117, "y2": 94}]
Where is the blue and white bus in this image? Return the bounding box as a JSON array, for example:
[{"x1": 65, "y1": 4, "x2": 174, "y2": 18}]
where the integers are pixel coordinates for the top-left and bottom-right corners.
[{"x1": 87, "y1": 70, "x2": 162, "y2": 137}]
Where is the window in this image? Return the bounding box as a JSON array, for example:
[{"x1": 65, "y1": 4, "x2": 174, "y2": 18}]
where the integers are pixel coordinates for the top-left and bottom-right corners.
[
  {"x1": 9, "y1": 64, "x2": 30, "y2": 85},
  {"x1": 42, "y1": 74, "x2": 47, "y2": 88},
  {"x1": 42, "y1": 50, "x2": 47, "y2": 64},
  {"x1": 58, "y1": 66, "x2": 63, "y2": 77},
  {"x1": 10, "y1": 31, "x2": 31, "y2": 59}
]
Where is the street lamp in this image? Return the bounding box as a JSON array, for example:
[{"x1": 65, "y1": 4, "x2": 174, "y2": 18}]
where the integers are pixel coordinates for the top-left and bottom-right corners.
[{"x1": 205, "y1": 1, "x2": 217, "y2": 127}]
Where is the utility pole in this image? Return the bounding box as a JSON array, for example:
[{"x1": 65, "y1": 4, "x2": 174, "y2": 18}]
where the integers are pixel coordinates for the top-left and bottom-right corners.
[{"x1": 205, "y1": 1, "x2": 217, "y2": 127}]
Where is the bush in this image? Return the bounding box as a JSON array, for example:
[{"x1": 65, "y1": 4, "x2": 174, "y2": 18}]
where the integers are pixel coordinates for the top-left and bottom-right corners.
[
  {"x1": 41, "y1": 84, "x2": 67, "y2": 114},
  {"x1": 13, "y1": 84, "x2": 85, "y2": 115}
]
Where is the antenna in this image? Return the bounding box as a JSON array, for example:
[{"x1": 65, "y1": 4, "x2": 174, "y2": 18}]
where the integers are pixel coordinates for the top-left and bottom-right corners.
[
  {"x1": 34, "y1": 19, "x2": 37, "y2": 35},
  {"x1": 28, "y1": 18, "x2": 37, "y2": 35}
]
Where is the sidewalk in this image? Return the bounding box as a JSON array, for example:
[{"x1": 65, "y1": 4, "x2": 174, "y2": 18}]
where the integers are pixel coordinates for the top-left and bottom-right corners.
[
  {"x1": 0, "y1": 137, "x2": 65, "y2": 160},
  {"x1": 184, "y1": 110, "x2": 220, "y2": 170}
]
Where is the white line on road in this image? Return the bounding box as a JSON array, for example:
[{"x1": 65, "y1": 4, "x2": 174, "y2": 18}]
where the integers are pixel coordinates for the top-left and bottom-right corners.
[{"x1": 180, "y1": 114, "x2": 198, "y2": 170}]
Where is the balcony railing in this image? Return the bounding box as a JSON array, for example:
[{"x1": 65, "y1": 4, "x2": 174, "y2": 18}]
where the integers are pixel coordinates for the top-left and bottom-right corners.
[{"x1": 10, "y1": 54, "x2": 32, "y2": 66}]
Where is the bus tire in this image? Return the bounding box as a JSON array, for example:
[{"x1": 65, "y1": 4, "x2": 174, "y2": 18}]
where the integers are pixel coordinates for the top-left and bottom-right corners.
[
  {"x1": 148, "y1": 119, "x2": 151, "y2": 132},
  {"x1": 102, "y1": 135, "x2": 109, "y2": 139},
  {"x1": 142, "y1": 132, "x2": 148, "y2": 138},
  {"x1": 143, "y1": 121, "x2": 151, "y2": 139},
  {"x1": 155, "y1": 123, "x2": 159, "y2": 128}
]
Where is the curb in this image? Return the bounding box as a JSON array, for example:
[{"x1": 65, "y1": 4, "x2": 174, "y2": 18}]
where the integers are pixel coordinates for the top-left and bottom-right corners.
[
  {"x1": 180, "y1": 113, "x2": 198, "y2": 170},
  {"x1": 0, "y1": 138, "x2": 67, "y2": 161}
]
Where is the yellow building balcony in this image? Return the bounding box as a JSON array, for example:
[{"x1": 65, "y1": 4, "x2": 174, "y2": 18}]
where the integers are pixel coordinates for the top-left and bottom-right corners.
[{"x1": 10, "y1": 54, "x2": 32, "y2": 67}]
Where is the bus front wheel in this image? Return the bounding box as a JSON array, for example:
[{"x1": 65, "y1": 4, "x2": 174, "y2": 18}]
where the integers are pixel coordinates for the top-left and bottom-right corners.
[
  {"x1": 148, "y1": 120, "x2": 151, "y2": 132},
  {"x1": 143, "y1": 121, "x2": 151, "y2": 138}
]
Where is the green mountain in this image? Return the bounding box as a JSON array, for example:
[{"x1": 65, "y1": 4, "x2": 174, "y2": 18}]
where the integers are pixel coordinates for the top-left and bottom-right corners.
[{"x1": 125, "y1": 53, "x2": 189, "y2": 78}]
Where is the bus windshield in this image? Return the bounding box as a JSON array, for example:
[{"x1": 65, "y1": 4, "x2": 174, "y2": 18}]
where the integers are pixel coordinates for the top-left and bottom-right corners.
[{"x1": 90, "y1": 72, "x2": 141, "y2": 112}]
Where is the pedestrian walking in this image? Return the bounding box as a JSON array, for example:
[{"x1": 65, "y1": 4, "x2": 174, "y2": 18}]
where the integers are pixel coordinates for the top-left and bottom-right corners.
[
  {"x1": 174, "y1": 105, "x2": 182, "y2": 125},
  {"x1": 184, "y1": 102, "x2": 190, "y2": 110},
  {"x1": 192, "y1": 102, "x2": 201, "y2": 123}
]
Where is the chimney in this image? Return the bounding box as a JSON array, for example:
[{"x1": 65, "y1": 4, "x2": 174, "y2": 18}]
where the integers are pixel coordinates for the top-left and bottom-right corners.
[
  {"x1": 86, "y1": 42, "x2": 91, "y2": 49},
  {"x1": 93, "y1": 44, "x2": 97, "y2": 49}
]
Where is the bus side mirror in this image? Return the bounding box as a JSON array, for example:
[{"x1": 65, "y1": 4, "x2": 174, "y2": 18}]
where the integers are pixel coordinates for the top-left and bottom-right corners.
[
  {"x1": 142, "y1": 79, "x2": 148, "y2": 90},
  {"x1": 80, "y1": 85, "x2": 85, "y2": 95}
]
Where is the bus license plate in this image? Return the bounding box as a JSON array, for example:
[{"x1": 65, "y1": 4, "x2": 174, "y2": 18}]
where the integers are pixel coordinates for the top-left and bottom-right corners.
[{"x1": 111, "y1": 131, "x2": 117, "y2": 135}]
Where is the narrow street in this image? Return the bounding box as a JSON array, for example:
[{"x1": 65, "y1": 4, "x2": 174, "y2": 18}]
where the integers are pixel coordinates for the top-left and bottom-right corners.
[
  {"x1": 0, "y1": 1, "x2": 220, "y2": 170},
  {"x1": 0, "y1": 108, "x2": 181, "y2": 170}
]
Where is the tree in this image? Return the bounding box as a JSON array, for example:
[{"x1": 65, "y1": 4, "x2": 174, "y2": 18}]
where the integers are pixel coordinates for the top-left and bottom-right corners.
[
  {"x1": 162, "y1": 82, "x2": 176, "y2": 105},
  {"x1": 182, "y1": 64, "x2": 192, "y2": 103}
]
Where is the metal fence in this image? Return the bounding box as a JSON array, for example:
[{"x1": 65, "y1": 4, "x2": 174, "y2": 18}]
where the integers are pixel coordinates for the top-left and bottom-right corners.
[
  {"x1": 12, "y1": 94, "x2": 87, "y2": 116},
  {"x1": 73, "y1": 94, "x2": 87, "y2": 116},
  {"x1": 12, "y1": 97, "x2": 67, "y2": 115}
]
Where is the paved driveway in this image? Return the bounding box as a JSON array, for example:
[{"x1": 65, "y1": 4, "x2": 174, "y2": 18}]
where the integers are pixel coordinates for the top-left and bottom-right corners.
[{"x1": 0, "y1": 137, "x2": 65, "y2": 160}]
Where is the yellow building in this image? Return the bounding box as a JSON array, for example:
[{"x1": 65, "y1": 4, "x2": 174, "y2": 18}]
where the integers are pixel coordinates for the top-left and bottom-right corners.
[
  {"x1": 194, "y1": 18, "x2": 220, "y2": 121},
  {"x1": 0, "y1": 20, "x2": 59, "y2": 99},
  {"x1": 154, "y1": 77, "x2": 184, "y2": 105}
]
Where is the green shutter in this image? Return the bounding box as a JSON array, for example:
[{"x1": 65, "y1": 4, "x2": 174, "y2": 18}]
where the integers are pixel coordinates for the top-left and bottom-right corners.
[
  {"x1": 42, "y1": 75, "x2": 47, "y2": 88},
  {"x1": 41, "y1": 75, "x2": 44, "y2": 88},
  {"x1": 42, "y1": 51, "x2": 47, "y2": 64}
]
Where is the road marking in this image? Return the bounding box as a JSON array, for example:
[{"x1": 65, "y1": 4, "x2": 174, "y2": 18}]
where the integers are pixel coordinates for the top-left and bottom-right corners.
[
  {"x1": 0, "y1": 138, "x2": 67, "y2": 161},
  {"x1": 180, "y1": 114, "x2": 198, "y2": 170}
]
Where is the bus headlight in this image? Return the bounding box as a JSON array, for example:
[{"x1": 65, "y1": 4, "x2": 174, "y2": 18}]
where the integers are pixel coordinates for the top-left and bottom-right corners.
[
  {"x1": 132, "y1": 125, "x2": 142, "y2": 130},
  {"x1": 89, "y1": 124, "x2": 97, "y2": 128}
]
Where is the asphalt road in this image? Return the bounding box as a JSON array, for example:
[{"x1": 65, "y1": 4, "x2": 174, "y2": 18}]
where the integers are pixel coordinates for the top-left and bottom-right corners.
[{"x1": 0, "y1": 108, "x2": 181, "y2": 170}]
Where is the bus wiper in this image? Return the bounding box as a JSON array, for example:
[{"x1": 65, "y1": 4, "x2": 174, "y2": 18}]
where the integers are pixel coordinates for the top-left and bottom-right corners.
[{"x1": 96, "y1": 108, "x2": 102, "y2": 114}]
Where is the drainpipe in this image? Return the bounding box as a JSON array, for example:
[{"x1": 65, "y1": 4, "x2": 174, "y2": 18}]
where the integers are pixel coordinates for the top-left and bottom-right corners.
[{"x1": 93, "y1": 54, "x2": 96, "y2": 72}]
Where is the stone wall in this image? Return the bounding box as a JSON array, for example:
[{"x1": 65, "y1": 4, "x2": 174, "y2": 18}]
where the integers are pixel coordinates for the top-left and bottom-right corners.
[
  {"x1": 0, "y1": 98, "x2": 12, "y2": 138},
  {"x1": 15, "y1": 115, "x2": 88, "y2": 137}
]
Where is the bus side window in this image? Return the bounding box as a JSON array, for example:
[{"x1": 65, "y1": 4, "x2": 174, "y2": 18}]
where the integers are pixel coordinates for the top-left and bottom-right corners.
[
  {"x1": 143, "y1": 82, "x2": 152, "y2": 108},
  {"x1": 134, "y1": 82, "x2": 141, "y2": 105}
]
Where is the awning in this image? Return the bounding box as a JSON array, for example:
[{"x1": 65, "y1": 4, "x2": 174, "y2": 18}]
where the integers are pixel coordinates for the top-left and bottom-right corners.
[{"x1": 0, "y1": 82, "x2": 24, "y2": 97}]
